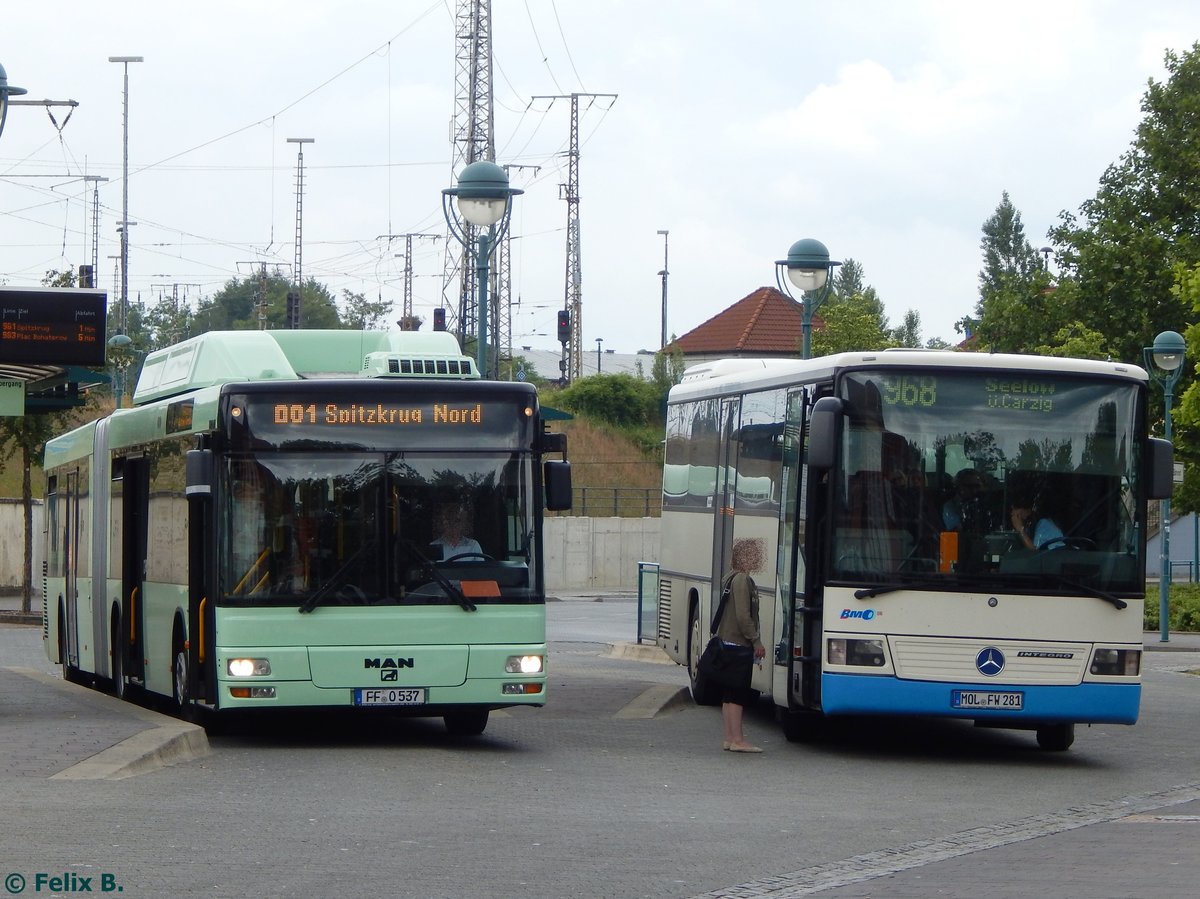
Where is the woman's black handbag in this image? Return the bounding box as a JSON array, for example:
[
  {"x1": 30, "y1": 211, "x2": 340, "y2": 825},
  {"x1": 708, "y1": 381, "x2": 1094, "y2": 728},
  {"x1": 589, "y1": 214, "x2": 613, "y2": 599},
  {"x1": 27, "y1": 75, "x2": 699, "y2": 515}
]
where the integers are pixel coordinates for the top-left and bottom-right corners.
[{"x1": 697, "y1": 578, "x2": 754, "y2": 690}]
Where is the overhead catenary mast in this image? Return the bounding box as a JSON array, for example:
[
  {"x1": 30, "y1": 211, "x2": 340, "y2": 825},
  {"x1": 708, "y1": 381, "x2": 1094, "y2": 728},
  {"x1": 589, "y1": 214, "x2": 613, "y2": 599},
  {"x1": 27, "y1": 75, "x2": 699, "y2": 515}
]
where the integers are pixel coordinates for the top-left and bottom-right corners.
[
  {"x1": 442, "y1": 0, "x2": 496, "y2": 349},
  {"x1": 531, "y1": 93, "x2": 617, "y2": 383},
  {"x1": 287, "y1": 137, "x2": 314, "y2": 329}
]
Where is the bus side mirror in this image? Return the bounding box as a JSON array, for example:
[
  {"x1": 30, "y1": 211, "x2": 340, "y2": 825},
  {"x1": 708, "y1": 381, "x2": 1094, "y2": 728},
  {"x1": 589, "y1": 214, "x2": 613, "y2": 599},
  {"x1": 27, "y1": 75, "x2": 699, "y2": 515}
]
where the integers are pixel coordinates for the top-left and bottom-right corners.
[
  {"x1": 1147, "y1": 437, "x2": 1174, "y2": 499},
  {"x1": 544, "y1": 461, "x2": 572, "y2": 511},
  {"x1": 807, "y1": 396, "x2": 844, "y2": 470},
  {"x1": 541, "y1": 430, "x2": 567, "y2": 456},
  {"x1": 185, "y1": 449, "x2": 213, "y2": 498}
]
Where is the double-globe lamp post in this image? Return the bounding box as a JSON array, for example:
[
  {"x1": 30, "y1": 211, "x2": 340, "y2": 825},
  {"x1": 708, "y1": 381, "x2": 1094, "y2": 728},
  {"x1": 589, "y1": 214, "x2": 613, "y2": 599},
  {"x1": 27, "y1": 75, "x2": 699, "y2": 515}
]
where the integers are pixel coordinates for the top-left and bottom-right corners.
[
  {"x1": 1143, "y1": 329, "x2": 1187, "y2": 642},
  {"x1": 0, "y1": 61, "x2": 27, "y2": 141},
  {"x1": 775, "y1": 238, "x2": 841, "y2": 360},
  {"x1": 442, "y1": 161, "x2": 522, "y2": 379}
]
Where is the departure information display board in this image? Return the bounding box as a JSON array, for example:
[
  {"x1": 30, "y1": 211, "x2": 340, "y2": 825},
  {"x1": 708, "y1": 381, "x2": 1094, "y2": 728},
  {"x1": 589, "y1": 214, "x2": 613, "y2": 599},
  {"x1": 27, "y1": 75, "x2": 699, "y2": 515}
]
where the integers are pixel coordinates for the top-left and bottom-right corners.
[{"x1": 0, "y1": 288, "x2": 107, "y2": 366}]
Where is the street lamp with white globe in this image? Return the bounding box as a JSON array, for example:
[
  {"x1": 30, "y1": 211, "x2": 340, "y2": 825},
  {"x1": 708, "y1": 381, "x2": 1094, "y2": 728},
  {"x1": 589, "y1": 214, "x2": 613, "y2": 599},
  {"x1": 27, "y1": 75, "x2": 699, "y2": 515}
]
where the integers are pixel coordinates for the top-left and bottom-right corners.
[
  {"x1": 775, "y1": 238, "x2": 841, "y2": 360},
  {"x1": 1144, "y1": 329, "x2": 1187, "y2": 642},
  {"x1": 442, "y1": 161, "x2": 523, "y2": 378}
]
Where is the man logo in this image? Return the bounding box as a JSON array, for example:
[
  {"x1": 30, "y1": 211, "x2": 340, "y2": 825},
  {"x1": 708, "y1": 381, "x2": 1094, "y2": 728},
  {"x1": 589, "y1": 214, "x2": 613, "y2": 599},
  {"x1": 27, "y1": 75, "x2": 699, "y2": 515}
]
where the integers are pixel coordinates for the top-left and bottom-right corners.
[
  {"x1": 380, "y1": 669, "x2": 399, "y2": 682},
  {"x1": 976, "y1": 647, "x2": 1005, "y2": 677}
]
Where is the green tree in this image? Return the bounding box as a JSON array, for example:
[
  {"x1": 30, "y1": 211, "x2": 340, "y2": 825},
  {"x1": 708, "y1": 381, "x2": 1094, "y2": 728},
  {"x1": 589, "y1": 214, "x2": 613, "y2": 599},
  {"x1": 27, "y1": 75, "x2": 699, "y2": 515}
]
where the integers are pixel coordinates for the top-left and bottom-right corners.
[
  {"x1": 892, "y1": 309, "x2": 923, "y2": 348},
  {"x1": 833, "y1": 258, "x2": 866, "y2": 299},
  {"x1": 554, "y1": 373, "x2": 659, "y2": 428},
  {"x1": 142, "y1": 292, "x2": 193, "y2": 349},
  {"x1": 977, "y1": 190, "x2": 1042, "y2": 314},
  {"x1": 1048, "y1": 44, "x2": 1200, "y2": 369},
  {"x1": 811, "y1": 294, "x2": 896, "y2": 356},
  {"x1": 824, "y1": 257, "x2": 925, "y2": 351},
  {"x1": 341, "y1": 289, "x2": 394, "y2": 329},
  {"x1": 973, "y1": 192, "x2": 1074, "y2": 354}
]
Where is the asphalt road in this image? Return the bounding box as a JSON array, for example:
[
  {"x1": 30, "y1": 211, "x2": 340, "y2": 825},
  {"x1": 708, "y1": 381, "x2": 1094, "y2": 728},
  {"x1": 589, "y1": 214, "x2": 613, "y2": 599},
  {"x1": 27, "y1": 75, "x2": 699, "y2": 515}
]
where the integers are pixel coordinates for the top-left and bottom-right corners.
[{"x1": 3, "y1": 597, "x2": 1200, "y2": 898}]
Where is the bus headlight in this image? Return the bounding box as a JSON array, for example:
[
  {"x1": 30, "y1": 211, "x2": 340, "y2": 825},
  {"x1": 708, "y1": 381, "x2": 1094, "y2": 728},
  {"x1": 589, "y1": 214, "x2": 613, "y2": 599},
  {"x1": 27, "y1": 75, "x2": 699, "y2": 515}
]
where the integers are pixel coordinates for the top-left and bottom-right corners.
[
  {"x1": 1090, "y1": 648, "x2": 1140, "y2": 676},
  {"x1": 227, "y1": 658, "x2": 271, "y2": 677},
  {"x1": 827, "y1": 638, "x2": 886, "y2": 667},
  {"x1": 505, "y1": 654, "x2": 544, "y2": 674}
]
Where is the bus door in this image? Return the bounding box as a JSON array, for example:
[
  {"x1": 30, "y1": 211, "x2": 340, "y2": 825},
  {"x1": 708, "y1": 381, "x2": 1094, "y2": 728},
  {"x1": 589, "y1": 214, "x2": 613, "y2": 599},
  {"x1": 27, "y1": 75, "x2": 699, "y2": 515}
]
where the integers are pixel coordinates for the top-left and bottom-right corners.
[
  {"x1": 117, "y1": 456, "x2": 149, "y2": 685},
  {"x1": 709, "y1": 398, "x2": 741, "y2": 602},
  {"x1": 62, "y1": 470, "x2": 80, "y2": 668},
  {"x1": 773, "y1": 387, "x2": 821, "y2": 709},
  {"x1": 187, "y1": 451, "x2": 214, "y2": 705}
]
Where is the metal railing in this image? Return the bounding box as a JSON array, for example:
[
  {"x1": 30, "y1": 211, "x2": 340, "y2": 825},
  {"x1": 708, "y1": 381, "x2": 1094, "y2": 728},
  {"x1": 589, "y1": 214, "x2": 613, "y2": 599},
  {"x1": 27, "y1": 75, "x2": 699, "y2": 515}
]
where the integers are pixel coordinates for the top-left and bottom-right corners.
[{"x1": 550, "y1": 487, "x2": 661, "y2": 517}]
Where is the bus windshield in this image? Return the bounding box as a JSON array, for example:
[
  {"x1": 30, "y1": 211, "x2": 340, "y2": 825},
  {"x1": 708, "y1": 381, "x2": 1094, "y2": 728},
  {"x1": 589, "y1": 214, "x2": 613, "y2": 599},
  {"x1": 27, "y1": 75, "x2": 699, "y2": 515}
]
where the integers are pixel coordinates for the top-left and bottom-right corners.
[
  {"x1": 830, "y1": 369, "x2": 1145, "y2": 594},
  {"x1": 222, "y1": 451, "x2": 537, "y2": 606}
]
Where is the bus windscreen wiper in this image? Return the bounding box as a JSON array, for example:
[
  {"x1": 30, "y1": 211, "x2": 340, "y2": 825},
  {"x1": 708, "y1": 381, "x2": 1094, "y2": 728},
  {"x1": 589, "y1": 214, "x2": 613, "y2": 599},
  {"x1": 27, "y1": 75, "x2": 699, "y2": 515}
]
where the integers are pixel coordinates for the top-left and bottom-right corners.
[
  {"x1": 1039, "y1": 575, "x2": 1128, "y2": 610},
  {"x1": 854, "y1": 577, "x2": 960, "y2": 600},
  {"x1": 401, "y1": 539, "x2": 477, "y2": 612},
  {"x1": 298, "y1": 538, "x2": 377, "y2": 614}
]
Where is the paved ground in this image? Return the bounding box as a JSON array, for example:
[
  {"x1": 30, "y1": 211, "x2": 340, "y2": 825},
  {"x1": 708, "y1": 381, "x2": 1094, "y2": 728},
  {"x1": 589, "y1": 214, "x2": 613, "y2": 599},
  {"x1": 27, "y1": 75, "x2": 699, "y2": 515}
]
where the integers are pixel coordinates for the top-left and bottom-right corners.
[{"x1": 3, "y1": 591, "x2": 1199, "y2": 897}]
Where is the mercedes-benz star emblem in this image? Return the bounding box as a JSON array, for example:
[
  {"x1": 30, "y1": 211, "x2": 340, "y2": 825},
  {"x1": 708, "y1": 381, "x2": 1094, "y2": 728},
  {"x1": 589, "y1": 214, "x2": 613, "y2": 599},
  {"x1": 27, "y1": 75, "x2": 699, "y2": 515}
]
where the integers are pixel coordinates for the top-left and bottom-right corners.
[{"x1": 975, "y1": 647, "x2": 1005, "y2": 677}]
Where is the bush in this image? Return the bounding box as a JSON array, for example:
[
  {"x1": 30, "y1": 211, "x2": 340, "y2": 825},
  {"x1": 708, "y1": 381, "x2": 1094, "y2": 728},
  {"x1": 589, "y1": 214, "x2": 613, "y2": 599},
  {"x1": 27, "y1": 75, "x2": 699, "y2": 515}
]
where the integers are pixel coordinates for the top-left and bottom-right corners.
[{"x1": 1143, "y1": 582, "x2": 1200, "y2": 632}]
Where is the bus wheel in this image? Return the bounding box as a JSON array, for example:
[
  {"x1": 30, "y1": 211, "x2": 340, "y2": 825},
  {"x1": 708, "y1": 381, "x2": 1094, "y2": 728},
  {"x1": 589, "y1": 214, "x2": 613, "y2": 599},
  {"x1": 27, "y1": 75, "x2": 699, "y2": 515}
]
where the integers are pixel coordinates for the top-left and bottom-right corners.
[
  {"x1": 110, "y1": 609, "x2": 126, "y2": 699},
  {"x1": 1036, "y1": 723, "x2": 1075, "y2": 751},
  {"x1": 58, "y1": 605, "x2": 81, "y2": 685},
  {"x1": 779, "y1": 708, "x2": 819, "y2": 743},
  {"x1": 172, "y1": 626, "x2": 190, "y2": 710},
  {"x1": 444, "y1": 709, "x2": 489, "y2": 736},
  {"x1": 688, "y1": 606, "x2": 721, "y2": 707}
]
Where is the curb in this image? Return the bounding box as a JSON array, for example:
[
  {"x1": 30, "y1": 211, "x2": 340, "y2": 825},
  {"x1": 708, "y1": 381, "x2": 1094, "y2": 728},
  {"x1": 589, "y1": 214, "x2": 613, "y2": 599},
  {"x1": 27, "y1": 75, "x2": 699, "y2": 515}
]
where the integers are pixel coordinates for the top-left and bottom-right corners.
[
  {"x1": 0, "y1": 612, "x2": 42, "y2": 626},
  {"x1": 51, "y1": 722, "x2": 209, "y2": 781},
  {"x1": 614, "y1": 684, "x2": 692, "y2": 718},
  {"x1": 9, "y1": 666, "x2": 210, "y2": 780},
  {"x1": 605, "y1": 642, "x2": 674, "y2": 664}
]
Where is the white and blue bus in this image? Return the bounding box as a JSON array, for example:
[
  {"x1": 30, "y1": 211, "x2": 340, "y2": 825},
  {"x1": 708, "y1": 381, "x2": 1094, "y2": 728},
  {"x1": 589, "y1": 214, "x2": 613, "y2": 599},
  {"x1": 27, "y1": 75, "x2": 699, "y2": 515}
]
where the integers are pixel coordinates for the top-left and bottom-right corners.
[
  {"x1": 656, "y1": 350, "x2": 1172, "y2": 750},
  {"x1": 43, "y1": 328, "x2": 570, "y2": 734}
]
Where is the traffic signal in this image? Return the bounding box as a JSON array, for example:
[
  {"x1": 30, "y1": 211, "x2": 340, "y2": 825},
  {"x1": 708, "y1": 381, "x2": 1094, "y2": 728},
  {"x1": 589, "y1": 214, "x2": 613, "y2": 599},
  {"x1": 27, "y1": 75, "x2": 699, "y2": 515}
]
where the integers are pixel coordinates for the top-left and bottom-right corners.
[
  {"x1": 78, "y1": 264, "x2": 94, "y2": 288},
  {"x1": 557, "y1": 309, "x2": 571, "y2": 343},
  {"x1": 433, "y1": 307, "x2": 447, "y2": 331},
  {"x1": 286, "y1": 291, "x2": 300, "y2": 329}
]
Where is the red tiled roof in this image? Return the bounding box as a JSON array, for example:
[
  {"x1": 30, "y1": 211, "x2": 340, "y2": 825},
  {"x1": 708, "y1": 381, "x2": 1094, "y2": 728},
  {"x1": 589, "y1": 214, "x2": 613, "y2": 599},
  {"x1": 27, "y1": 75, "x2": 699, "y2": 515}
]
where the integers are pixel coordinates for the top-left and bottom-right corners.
[{"x1": 669, "y1": 286, "x2": 824, "y2": 355}]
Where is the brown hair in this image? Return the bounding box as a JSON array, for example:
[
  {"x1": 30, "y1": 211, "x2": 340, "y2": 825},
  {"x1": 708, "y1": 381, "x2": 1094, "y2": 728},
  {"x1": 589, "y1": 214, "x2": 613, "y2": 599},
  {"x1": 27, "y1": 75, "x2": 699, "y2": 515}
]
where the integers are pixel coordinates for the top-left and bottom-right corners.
[{"x1": 730, "y1": 538, "x2": 765, "y2": 574}]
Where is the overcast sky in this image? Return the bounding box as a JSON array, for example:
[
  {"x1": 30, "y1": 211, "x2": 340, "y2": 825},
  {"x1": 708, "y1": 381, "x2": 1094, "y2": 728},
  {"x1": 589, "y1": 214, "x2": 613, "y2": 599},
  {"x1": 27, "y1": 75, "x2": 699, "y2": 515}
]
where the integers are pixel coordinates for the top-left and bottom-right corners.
[{"x1": 3, "y1": 1, "x2": 1200, "y2": 356}]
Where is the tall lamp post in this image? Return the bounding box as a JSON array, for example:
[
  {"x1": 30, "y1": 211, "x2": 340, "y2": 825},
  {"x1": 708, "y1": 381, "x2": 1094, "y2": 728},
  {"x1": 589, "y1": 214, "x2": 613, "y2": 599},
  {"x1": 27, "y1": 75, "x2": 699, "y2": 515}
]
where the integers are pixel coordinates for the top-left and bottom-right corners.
[
  {"x1": 775, "y1": 238, "x2": 841, "y2": 360},
  {"x1": 1144, "y1": 329, "x2": 1187, "y2": 642},
  {"x1": 657, "y1": 229, "x2": 669, "y2": 349},
  {"x1": 0, "y1": 61, "x2": 27, "y2": 141},
  {"x1": 109, "y1": 56, "x2": 143, "y2": 339},
  {"x1": 596, "y1": 337, "x2": 604, "y2": 372},
  {"x1": 442, "y1": 161, "x2": 522, "y2": 379}
]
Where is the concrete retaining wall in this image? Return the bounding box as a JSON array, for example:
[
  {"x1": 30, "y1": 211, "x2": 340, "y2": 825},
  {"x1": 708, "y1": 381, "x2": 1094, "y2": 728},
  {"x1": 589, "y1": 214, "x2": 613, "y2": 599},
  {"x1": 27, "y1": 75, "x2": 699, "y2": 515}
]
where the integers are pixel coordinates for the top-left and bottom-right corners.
[
  {"x1": 543, "y1": 516, "x2": 661, "y2": 591},
  {"x1": 0, "y1": 499, "x2": 43, "y2": 593}
]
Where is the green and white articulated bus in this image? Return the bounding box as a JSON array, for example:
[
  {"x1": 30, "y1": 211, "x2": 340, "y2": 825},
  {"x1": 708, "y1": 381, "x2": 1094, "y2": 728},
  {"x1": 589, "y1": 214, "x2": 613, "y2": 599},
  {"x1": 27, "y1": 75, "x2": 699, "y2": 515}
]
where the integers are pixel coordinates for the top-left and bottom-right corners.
[
  {"x1": 43, "y1": 329, "x2": 571, "y2": 734},
  {"x1": 656, "y1": 350, "x2": 1173, "y2": 750}
]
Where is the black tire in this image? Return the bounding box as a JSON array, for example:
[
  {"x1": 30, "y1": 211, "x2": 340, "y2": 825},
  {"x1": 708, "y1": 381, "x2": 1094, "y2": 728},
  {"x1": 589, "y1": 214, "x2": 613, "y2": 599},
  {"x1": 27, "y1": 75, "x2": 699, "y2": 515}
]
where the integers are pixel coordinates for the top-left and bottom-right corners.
[
  {"x1": 1036, "y1": 723, "x2": 1075, "y2": 751},
  {"x1": 172, "y1": 625, "x2": 190, "y2": 711},
  {"x1": 58, "y1": 604, "x2": 82, "y2": 685},
  {"x1": 110, "y1": 608, "x2": 126, "y2": 699},
  {"x1": 688, "y1": 605, "x2": 721, "y2": 706},
  {"x1": 779, "y1": 708, "x2": 819, "y2": 743},
  {"x1": 444, "y1": 709, "x2": 489, "y2": 736}
]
